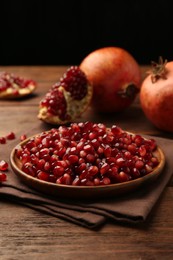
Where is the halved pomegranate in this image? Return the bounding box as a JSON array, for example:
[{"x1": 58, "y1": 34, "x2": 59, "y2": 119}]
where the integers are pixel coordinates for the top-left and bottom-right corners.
[
  {"x1": 16, "y1": 122, "x2": 160, "y2": 186},
  {"x1": 38, "y1": 66, "x2": 93, "y2": 125},
  {"x1": 0, "y1": 72, "x2": 36, "y2": 99}
]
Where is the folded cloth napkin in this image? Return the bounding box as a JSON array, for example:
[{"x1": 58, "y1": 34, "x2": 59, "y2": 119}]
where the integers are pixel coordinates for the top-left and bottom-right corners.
[{"x1": 0, "y1": 128, "x2": 173, "y2": 229}]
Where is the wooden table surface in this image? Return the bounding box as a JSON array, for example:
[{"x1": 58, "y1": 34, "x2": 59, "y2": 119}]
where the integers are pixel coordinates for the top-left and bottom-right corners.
[{"x1": 0, "y1": 66, "x2": 173, "y2": 260}]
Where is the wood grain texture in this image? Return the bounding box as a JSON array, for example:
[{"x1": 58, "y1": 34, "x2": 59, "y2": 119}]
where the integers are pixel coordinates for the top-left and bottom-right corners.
[{"x1": 0, "y1": 66, "x2": 173, "y2": 259}]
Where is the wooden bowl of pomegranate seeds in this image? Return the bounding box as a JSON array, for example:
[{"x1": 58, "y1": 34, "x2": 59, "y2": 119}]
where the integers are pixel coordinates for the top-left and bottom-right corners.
[{"x1": 10, "y1": 122, "x2": 165, "y2": 199}]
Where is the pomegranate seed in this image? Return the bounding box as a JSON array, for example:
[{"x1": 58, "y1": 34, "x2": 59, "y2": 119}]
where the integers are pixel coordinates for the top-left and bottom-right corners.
[
  {"x1": 100, "y1": 163, "x2": 110, "y2": 175},
  {"x1": 68, "y1": 155, "x2": 79, "y2": 164},
  {"x1": 16, "y1": 122, "x2": 160, "y2": 186},
  {"x1": 0, "y1": 172, "x2": 7, "y2": 182},
  {"x1": 119, "y1": 171, "x2": 129, "y2": 182},
  {"x1": 101, "y1": 177, "x2": 111, "y2": 185},
  {"x1": 0, "y1": 160, "x2": 8, "y2": 171},
  {"x1": 53, "y1": 165, "x2": 65, "y2": 177},
  {"x1": 0, "y1": 137, "x2": 6, "y2": 144},
  {"x1": 6, "y1": 132, "x2": 15, "y2": 140},
  {"x1": 37, "y1": 171, "x2": 49, "y2": 181}
]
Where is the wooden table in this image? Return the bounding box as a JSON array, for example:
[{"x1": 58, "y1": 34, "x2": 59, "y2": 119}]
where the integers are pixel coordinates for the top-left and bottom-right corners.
[{"x1": 0, "y1": 66, "x2": 173, "y2": 260}]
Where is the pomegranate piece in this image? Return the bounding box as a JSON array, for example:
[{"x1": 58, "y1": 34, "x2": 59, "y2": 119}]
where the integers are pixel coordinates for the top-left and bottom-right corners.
[
  {"x1": 38, "y1": 66, "x2": 93, "y2": 124},
  {"x1": 0, "y1": 71, "x2": 36, "y2": 99},
  {"x1": 0, "y1": 160, "x2": 9, "y2": 171},
  {"x1": 16, "y1": 122, "x2": 160, "y2": 186}
]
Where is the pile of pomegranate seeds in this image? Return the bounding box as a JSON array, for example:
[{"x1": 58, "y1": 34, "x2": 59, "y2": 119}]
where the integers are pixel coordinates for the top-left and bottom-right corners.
[
  {"x1": 15, "y1": 122, "x2": 159, "y2": 186},
  {"x1": 38, "y1": 66, "x2": 93, "y2": 125}
]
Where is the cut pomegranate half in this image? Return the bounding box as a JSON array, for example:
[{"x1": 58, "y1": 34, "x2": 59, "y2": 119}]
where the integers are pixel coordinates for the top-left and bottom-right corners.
[
  {"x1": 0, "y1": 71, "x2": 36, "y2": 99},
  {"x1": 38, "y1": 66, "x2": 93, "y2": 124}
]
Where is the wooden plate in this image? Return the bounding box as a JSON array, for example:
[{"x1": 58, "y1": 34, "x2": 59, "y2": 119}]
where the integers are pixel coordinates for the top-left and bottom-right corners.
[{"x1": 10, "y1": 135, "x2": 166, "y2": 200}]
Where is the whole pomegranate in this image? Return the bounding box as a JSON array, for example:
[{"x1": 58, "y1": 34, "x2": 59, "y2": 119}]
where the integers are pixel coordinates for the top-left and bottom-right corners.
[
  {"x1": 80, "y1": 47, "x2": 141, "y2": 113},
  {"x1": 140, "y1": 57, "x2": 173, "y2": 133}
]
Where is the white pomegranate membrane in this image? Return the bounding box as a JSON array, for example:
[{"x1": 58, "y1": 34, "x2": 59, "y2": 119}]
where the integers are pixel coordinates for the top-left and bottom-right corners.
[{"x1": 16, "y1": 122, "x2": 159, "y2": 186}]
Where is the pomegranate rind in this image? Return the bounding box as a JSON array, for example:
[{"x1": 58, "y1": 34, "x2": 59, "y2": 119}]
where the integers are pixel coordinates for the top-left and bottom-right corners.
[
  {"x1": 38, "y1": 83, "x2": 93, "y2": 125},
  {"x1": 0, "y1": 81, "x2": 36, "y2": 99}
]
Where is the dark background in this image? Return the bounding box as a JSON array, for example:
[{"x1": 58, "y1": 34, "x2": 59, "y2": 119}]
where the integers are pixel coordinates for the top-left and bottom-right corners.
[{"x1": 1, "y1": 0, "x2": 173, "y2": 66}]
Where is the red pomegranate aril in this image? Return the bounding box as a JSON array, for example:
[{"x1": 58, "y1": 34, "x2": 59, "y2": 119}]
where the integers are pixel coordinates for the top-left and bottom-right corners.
[
  {"x1": 79, "y1": 150, "x2": 87, "y2": 158},
  {"x1": 16, "y1": 122, "x2": 160, "y2": 186},
  {"x1": 135, "y1": 160, "x2": 144, "y2": 169},
  {"x1": 127, "y1": 144, "x2": 136, "y2": 154},
  {"x1": 104, "y1": 146, "x2": 112, "y2": 157},
  {"x1": 139, "y1": 145, "x2": 147, "y2": 157},
  {"x1": 53, "y1": 165, "x2": 65, "y2": 177},
  {"x1": 20, "y1": 134, "x2": 27, "y2": 141},
  {"x1": 91, "y1": 139, "x2": 100, "y2": 149},
  {"x1": 67, "y1": 155, "x2": 79, "y2": 164},
  {"x1": 94, "y1": 177, "x2": 101, "y2": 185},
  {"x1": 37, "y1": 159, "x2": 46, "y2": 170},
  {"x1": 100, "y1": 177, "x2": 111, "y2": 185},
  {"x1": 86, "y1": 154, "x2": 95, "y2": 163},
  {"x1": 0, "y1": 160, "x2": 8, "y2": 171},
  {"x1": 44, "y1": 162, "x2": 51, "y2": 171},
  {"x1": 151, "y1": 157, "x2": 159, "y2": 166},
  {"x1": 100, "y1": 163, "x2": 110, "y2": 175},
  {"x1": 79, "y1": 169, "x2": 88, "y2": 180},
  {"x1": 0, "y1": 172, "x2": 7, "y2": 182},
  {"x1": 116, "y1": 157, "x2": 125, "y2": 167},
  {"x1": 85, "y1": 180, "x2": 94, "y2": 186},
  {"x1": 78, "y1": 162, "x2": 87, "y2": 172},
  {"x1": 119, "y1": 171, "x2": 129, "y2": 182},
  {"x1": 111, "y1": 125, "x2": 122, "y2": 136},
  {"x1": 63, "y1": 173, "x2": 72, "y2": 185},
  {"x1": 89, "y1": 132, "x2": 97, "y2": 140},
  {"x1": 72, "y1": 176, "x2": 80, "y2": 186},
  {"x1": 6, "y1": 132, "x2": 15, "y2": 140},
  {"x1": 22, "y1": 163, "x2": 35, "y2": 176},
  {"x1": 37, "y1": 171, "x2": 49, "y2": 181},
  {"x1": 78, "y1": 157, "x2": 85, "y2": 164},
  {"x1": 88, "y1": 165, "x2": 99, "y2": 176},
  {"x1": 0, "y1": 137, "x2": 6, "y2": 144},
  {"x1": 134, "y1": 135, "x2": 144, "y2": 146}
]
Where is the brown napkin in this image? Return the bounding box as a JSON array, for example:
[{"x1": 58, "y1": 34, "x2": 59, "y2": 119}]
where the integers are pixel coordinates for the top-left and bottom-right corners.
[{"x1": 0, "y1": 130, "x2": 173, "y2": 229}]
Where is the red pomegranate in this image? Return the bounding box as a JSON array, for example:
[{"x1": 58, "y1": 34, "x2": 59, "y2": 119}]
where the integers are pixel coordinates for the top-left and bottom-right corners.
[
  {"x1": 140, "y1": 57, "x2": 173, "y2": 133},
  {"x1": 80, "y1": 47, "x2": 141, "y2": 113},
  {"x1": 38, "y1": 66, "x2": 93, "y2": 125}
]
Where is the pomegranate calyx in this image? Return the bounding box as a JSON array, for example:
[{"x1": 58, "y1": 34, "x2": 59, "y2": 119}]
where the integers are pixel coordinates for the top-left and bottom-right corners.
[
  {"x1": 147, "y1": 56, "x2": 168, "y2": 83},
  {"x1": 117, "y1": 83, "x2": 139, "y2": 99}
]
